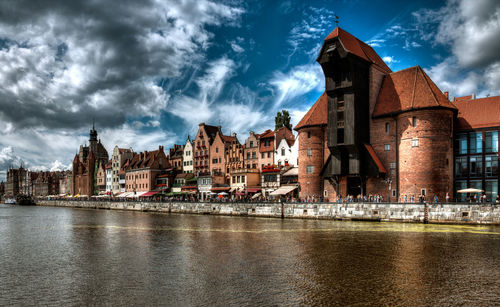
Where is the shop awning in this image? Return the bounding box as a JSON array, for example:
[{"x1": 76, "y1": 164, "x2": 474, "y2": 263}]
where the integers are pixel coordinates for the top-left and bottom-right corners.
[
  {"x1": 140, "y1": 191, "x2": 158, "y2": 197},
  {"x1": 246, "y1": 188, "x2": 261, "y2": 193},
  {"x1": 270, "y1": 185, "x2": 298, "y2": 196},
  {"x1": 211, "y1": 187, "x2": 231, "y2": 192}
]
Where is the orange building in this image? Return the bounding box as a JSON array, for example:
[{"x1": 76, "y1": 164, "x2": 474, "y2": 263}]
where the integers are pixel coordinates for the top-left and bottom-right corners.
[{"x1": 193, "y1": 123, "x2": 221, "y2": 176}]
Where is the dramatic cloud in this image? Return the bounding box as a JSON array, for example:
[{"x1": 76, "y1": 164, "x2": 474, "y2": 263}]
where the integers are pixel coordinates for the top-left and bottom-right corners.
[
  {"x1": 0, "y1": 0, "x2": 243, "y2": 130},
  {"x1": 415, "y1": 0, "x2": 500, "y2": 97},
  {"x1": 269, "y1": 64, "x2": 324, "y2": 109}
]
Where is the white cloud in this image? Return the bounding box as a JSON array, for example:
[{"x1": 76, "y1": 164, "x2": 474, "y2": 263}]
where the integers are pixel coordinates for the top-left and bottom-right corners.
[
  {"x1": 382, "y1": 56, "x2": 399, "y2": 64},
  {"x1": 269, "y1": 64, "x2": 324, "y2": 109},
  {"x1": 0, "y1": 0, "x2": 244, "y2": 130},
  {"x1": 415, "y1": 0, "x2": 500, "y2": 97}
]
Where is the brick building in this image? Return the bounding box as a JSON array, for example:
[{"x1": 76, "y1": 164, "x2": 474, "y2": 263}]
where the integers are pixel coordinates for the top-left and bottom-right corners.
[
  {"x1": 72, "y1": 125, "x2": 109, "y2": 196},
  {"x1": 32, "y1": 171, "x2": 61, "y2": 197},
  {"x1": 224, "y1": 133, "x2": 244, "y2": 178},
  {"x1": 193, "y1": 123, "x2": 220, "y2": 176},
  {"x1": 124, "y1": 146, "x2": 169, "y2": 193},
  {"x1": 244, "y1": 131, "x2": 260, "y2": 170},
  {"x1": 169, "y1": 144, "x2": 184, "y2": 171},
  {"x1": 296, "y1": 27, "x2": 465, "y2": 201}
]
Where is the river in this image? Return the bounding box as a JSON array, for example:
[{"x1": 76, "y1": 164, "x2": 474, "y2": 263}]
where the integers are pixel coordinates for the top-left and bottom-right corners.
[{"x1": 1, "y1": 204, "x2": 499, "y2": 306}]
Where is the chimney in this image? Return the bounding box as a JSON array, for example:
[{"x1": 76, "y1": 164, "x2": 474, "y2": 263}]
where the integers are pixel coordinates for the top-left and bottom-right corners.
[
  {"x1": 232, "y1": 132, "x2": 237, "y2": 138},
  {"x1": 444, "y1": 91, "x2": 449, "y2": 100}
]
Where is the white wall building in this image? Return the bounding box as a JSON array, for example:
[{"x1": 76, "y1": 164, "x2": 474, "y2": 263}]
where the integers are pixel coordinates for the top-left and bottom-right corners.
[
  {"x1": 105, "y1": 164, "x2": 112, "y2": 193},
  {"x1": 275, "y1": 134, "x2": 299, "y2": 167},
  {"x1": 183, "y1": 136, "x2": 194, "y2": 173}
]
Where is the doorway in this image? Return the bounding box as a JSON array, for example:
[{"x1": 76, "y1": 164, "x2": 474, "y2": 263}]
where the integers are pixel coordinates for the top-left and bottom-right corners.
[{"x1": 347, "y1": 177, "x2": 361, "y2": 197}]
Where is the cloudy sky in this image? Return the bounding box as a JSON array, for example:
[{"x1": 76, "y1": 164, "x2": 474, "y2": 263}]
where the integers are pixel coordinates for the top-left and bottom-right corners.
[{"x1": 0, "y1": 0, "x2": 499, "y2": 180}]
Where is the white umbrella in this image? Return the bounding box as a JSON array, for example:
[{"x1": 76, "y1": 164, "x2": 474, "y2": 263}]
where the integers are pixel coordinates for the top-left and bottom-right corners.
[
  {"x1": 457, "y1": 188, "x2": 484, "y2": 193},
  {"x1": 218, "y1": 192, "x2": 228, "y2": 196}
]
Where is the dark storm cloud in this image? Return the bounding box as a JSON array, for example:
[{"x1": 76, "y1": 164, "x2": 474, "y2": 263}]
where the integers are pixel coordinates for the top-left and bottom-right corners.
[{"x1": 0, "y1": 0, "x2": 243, "y2": 130}]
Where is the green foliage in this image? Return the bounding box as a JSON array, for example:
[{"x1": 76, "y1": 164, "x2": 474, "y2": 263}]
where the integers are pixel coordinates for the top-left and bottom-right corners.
[{"x1": 275, "y1": 110, "x2": 292, "y2": 130}]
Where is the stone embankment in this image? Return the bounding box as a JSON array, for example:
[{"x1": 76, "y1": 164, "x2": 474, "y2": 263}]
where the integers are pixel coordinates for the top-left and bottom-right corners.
[{"x1": 37, "y1": 200, "x2": 500, "y2": 225}]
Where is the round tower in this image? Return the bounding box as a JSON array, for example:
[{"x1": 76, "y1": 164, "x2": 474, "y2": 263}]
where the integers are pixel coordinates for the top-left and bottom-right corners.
[
  {"x1": 397, "y1": 109, "x2": 454, "y2": 201},
  {"x1": 297, "y1": 127, "x2": 326, "y2": 199}
]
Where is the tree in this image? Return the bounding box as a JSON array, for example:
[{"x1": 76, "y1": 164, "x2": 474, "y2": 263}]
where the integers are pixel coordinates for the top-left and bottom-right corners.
[{"x1": 275, "y1": 110, "x2": 292, "y2": 130}]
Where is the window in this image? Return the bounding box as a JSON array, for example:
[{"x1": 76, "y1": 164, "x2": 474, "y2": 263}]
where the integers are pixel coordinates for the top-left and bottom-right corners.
[
  {"x1": 384, "y1": 144, "x2": 390, "y2": 151},
  {"x1": 392, "y1": 190, "x2": 396, "y2": 197},
  {"x1": 390, "y1": 162, "x2": 396, "y2": 169},
  {"x1": 237, "y1": 176, "x2": 240, "y2": 183},
  {"x1": 385, "y1": 122, "x2": 390, "y2": 134},
  {"x1": 411, "y1": 138, "x2": 419, "y2": 147},
  {"x1": 252, "y1": 164, "x2": 256, "y2": 169},
  {"x1": 216, "y1": 147, "x2": 219, "y2": 153},
  {"x1": 485, "y1": 179, "x2": 498, "y2": 202},
  {"x1": 218, "y1": 158, "x2": 221, "y2": 163},
  {"x1": 470, "y1": 156, "x2": 482, "y2": 176},
  {"x1": 421, "y1": 188, "x2": 426, "y2": 196},
  {"x1": 324, "y1": 190, "x2": 328, "y2": 197},
  {"x1": 247, "y1": 152, "x2": 250, "y2": 159},
  {"x1": 412, "y1": 116, "x2": 417, "y2": 127},
  {"x1": 307, "y1": 149, "x2": 312, "y2": 157},
  {"x1": 306, "y1": 165, "x2": 314, "y2": 174},
  {"x1": 263, "y1": 174, "x2": 277, "y2": 182},
  {"x1": 261, "y1": 153, "x2": 265, "y2": 159},
  {"x1": 281, "y1": 148, "x2": 285, "y2": 156},
  {"x1": 485, "y1": 131, "x2": 499, "y2": 152},
  {"x1": 250, "y1": 141, "x2": 254, "y2": 148},
  {"x1": 470, "y1": 132, "x2": 482, "y2": 154},
  {"x1": 212, "y1": 158, "x2": 218, "y2": 164},
  {"x1": 485, "y1": 155, "x2": 498, "y2": 177},
  {"x1": 267, "y1": 152, "x2": 271, "y2": 158},
  {"x1": 252, "y1": 152, "x2": 256, "y2": 159},
  {"x1": 307, "y1": 131, "x2": 311, "y2": 139},
  {"x1": 455, "y1": 157, "x2": 468, "y2": 177}
]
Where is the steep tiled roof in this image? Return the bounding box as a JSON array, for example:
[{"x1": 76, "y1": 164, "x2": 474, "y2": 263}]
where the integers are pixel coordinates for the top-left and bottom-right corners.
[
  {"x1": 294, "y1": 92, "x2": 328, "y2": 130},
  {"x1": 453, "y1": 96, "x2": 500, "y2": 130},
  {"x1": 373, "y1": 66, "x2": 457, "y2": 117},
  {"x1": 324, "y1": 27, "x2": 391, "y2": 73},
  {"x1": 221, "y1": 135, "x2": 238, "y2": 144},
  {"x1": 259, "y1": 129, "x2": 274, "y2": 139},
  {"x1": 453, "y1": 95, "x2": 474, "y2": 102}
]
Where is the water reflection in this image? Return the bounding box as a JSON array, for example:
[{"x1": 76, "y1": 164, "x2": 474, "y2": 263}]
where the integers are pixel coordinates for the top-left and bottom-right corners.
[{"x1": 0, "y1": 204, "x2": 499, "y2": 306}]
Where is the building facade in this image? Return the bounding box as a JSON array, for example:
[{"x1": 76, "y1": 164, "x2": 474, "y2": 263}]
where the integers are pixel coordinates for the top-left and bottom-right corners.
[
  {"x1": 169, "y1": 145, "x2": 184, "y2": 172},
  {"x1": 183, "y1": 136, "x2": 194, "y2": 174},
  {"x1": 111, "y1": 146, "x2": 134, "y2": 195},
  {"x1": 124, "y1": 146, "x2": 169, "y2": 193},
  {"x1": 194, "y1": 123, "x2": 220, "y2": 176},
  {"x1": 72, "y1": 125, "x2": 109, "y2": 196},
  {"x1": 244, "y1": 131, "x2": 260, "y2": 170}
]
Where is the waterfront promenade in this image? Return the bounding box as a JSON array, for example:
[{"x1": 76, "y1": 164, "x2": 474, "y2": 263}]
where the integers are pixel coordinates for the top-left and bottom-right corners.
[{"x1": 37, "y1": 199, "x2": 500, "y2": 225}]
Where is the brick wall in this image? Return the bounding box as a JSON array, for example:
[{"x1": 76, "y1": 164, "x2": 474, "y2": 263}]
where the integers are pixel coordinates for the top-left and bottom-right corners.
[
  {"x1": 298, "y1": 127, "x2": 326, "y2": 198},
  {"x1": 397, "y1": 109, "x2": 454, "y2": 201}
]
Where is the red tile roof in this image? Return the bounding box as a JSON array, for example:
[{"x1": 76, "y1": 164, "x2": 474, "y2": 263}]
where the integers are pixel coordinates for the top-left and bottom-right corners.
[
  {"x1": 259, "y1": 129, "x2": 274, "y2": 139},
  {"x1": 453, "y1": 96, "x2": 500, "y2": 130},
  {"x1": 453, "y1": 95, "x2": 474, "y2": 102},
  {"x1": 373, "y1": 66, "x2": 456, "y2": 117},
  {"x1": 324, "y1": 27, "x2": 391, "y2": 73},
  {"x1": 294, "y1": 92, "x2": 328, "y2": 130},
  {"x1": 221, "y1": 135, "x2": 238, "y2": 144},
  {"x1": 364, "y1": 144, "x2": 387, "y2": 174}
]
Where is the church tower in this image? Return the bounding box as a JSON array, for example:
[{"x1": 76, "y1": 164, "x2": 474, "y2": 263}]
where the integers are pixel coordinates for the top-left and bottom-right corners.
[{"x1": 89, "y1": 121, "x2": 98, "y2": 154}]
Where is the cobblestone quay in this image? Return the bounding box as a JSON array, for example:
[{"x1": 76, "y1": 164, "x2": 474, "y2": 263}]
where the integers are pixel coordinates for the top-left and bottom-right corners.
[{"x1": 37, "y1": 200, "x2": 500, "y2": 225}]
